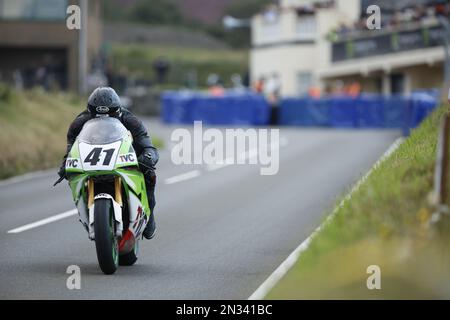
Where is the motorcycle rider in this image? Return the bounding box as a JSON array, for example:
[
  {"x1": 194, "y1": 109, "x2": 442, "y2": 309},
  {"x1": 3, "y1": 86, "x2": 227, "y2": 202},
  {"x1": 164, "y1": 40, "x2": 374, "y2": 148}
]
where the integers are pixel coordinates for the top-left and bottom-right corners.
[{"x1": 56, "y1": 87, "x2": 158, "y2": 240}]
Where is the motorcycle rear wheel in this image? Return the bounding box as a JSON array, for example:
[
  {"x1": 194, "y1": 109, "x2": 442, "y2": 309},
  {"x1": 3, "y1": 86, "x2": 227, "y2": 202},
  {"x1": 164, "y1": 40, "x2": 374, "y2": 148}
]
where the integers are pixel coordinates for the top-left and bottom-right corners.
[{"x1": 94, "y1": 198, "x2": 119, "y2": 275}]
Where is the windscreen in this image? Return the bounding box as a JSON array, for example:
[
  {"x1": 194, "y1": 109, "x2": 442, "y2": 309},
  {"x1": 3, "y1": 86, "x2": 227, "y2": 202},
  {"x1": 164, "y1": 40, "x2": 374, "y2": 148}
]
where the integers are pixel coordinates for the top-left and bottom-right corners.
[{"x1": 78, "y1": 117, "x2": 128, "y2": 144}]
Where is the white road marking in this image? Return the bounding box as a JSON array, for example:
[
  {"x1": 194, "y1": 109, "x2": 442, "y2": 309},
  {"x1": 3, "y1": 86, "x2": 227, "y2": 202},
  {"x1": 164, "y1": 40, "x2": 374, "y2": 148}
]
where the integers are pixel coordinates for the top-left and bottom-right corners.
[
  {"x1": 0, "y1": 169, "x2": 55, "y2": 188},
  {"x1": 164, "y1": 170, "x2": 201, "y2": 185},
  {"x1": 7, "y1": 209, "x2": 78, "y2": 234},
  {"x1": 207, "y1": 136, "x2": 289, "y2": 172},
  {"x1": 248, "y1": 137, "x2": 405, "y2": 300}
]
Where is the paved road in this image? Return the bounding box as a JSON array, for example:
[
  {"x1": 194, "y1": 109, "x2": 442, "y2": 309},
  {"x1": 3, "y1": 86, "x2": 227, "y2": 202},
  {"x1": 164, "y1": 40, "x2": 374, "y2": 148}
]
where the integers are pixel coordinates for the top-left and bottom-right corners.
[{"x1": 0, "y1": 120, "x2": 400, "y2": 299}]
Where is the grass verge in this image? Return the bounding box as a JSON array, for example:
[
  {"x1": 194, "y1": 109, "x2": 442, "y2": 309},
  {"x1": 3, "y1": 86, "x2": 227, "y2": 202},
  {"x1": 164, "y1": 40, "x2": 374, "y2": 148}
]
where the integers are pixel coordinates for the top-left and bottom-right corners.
[
  {"x1": 267, "y1": 103, "x2": 450, "y2": 299},
  {"x1": 0, "y1": 86, "x2": 84, "y2": 179},
  {"x1": 0, "y1": 85, "x2": 163, "y2": 180}
]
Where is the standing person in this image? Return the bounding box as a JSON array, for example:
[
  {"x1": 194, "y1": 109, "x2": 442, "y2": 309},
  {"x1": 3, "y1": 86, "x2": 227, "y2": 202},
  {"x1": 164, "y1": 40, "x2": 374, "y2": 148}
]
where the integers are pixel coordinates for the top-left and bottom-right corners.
[
  {"x1": 207, "y1": 73, "x2": 225, "y2": 96},
  {"x1": 12, "y1": 69, "x2": 23, "y2": 90},
  {"x1": 153, "y1": 56, "x2": 170, "y2": 84},
  {"x1": 231, "y1": 74, "x2": 244, "y2": 90},
  {"x1": 265, "y1": 73, "x2": 281, "y2": 125},
  {"x1": 254, "y1": 76, "x2": 265, "y2": 94}
]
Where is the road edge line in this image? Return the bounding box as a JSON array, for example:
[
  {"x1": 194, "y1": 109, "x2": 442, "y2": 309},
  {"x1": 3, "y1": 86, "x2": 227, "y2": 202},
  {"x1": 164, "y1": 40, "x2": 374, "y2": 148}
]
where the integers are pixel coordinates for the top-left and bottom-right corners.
[
  {"x1": 7, "y1": 209, "x2": 78, "y2": 234},
  {"x1": 0, "y1": 169, "x2": 56, "y2": 188},
  {"x1": 164, "y1": 170, "x2": 201, "y2": 185},
  {"x1": 248, "y1": 137, "x2": 405, "y2": 300}
]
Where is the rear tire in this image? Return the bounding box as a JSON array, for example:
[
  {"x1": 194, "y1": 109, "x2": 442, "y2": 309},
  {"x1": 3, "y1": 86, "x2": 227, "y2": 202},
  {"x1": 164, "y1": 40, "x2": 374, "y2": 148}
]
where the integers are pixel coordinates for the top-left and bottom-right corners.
[
  {"x1": 119, "y1": 241, "x2": 139, "y2": 266},
  {"x1": 94, "y1": 198, "x2": 119, "y2": 275}
]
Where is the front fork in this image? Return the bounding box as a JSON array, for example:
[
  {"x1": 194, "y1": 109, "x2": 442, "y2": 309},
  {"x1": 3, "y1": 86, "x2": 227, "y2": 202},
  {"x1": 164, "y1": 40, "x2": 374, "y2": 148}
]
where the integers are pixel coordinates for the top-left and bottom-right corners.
[
  {"x1": 87, "y1": 176, "x2": 124, "y2": 239},
  {"x1": 87, "y1": 176, "x2": 123, "y2": 207},
  {"x1": 114, "y1": 177, "x2": 123, "y2": 206},
  {"x1": 88, "y1": 178, "x2": 94, "y2": 208}
]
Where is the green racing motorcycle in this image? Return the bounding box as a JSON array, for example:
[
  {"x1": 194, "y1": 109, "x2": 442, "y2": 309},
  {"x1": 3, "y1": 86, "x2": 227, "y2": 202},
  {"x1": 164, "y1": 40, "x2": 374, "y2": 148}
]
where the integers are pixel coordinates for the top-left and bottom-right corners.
[{"x1": 64, "y1": 117, "x2": 151, "y2": 274}]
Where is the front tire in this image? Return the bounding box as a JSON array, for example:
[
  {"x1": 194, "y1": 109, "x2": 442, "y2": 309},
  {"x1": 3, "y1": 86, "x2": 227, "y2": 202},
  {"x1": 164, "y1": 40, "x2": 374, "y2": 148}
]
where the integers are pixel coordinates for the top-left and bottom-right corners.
[{"x1": 94, "y1": 198, "x2": 119, "y2": 275}]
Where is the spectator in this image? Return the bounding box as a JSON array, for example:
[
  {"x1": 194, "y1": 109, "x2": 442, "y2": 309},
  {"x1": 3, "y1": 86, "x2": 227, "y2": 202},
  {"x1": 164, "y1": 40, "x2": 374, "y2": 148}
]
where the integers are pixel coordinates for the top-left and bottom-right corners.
[
  {"x1": 153, "y1": 56, "x2": 170, "y2": 84},
  {"x1": 243, "y1": 71, "x2": 250, "y2": 88},
  {"x1": 254, "y1": 76, "x2": 265, "y2": 94},
  {"x1": 346, "y1": 81, "x2": 362, "y2": 97},
  {"x1": 207, "y1": 73, "x2": 225, "y2": 97},
  {"x1": 330, "y1": 1, "x2": 449, "y2": 41},
  {"x1": 308, "y1": 86, "x2": 321, "y2": 98},
  {"x1": 12, "y1": 69, "x2": 23, "y2": 90},
  {"x1": 265, "y1": 73, "x2": 281, "y2": 104},
  {"x1": 35, "y1": 66, "x2": 48, "y2": 90},
  {"x1": 231, "y1": 74, "x2": 244, "y2": 90},
  {"x1": 265, "y1": 73, "x2": 281, "y2": 125}
]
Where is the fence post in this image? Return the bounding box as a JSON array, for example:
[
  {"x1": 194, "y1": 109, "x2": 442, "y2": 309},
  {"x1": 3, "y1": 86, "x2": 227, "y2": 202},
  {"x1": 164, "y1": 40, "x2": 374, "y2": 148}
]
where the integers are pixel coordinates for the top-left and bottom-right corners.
[
  {"x1": 435, "y1": 114, "x2": 449, "y2": 207},
  {"x1": 432, "y1": 92, "x2": 450, "y2": 224}
]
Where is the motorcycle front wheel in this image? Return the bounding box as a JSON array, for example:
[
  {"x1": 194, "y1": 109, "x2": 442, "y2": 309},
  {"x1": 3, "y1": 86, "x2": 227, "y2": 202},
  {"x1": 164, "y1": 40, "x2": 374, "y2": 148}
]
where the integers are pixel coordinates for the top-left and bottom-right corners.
[{"x1": 94, "y1": 198, "x2": 119, "y2": 275}]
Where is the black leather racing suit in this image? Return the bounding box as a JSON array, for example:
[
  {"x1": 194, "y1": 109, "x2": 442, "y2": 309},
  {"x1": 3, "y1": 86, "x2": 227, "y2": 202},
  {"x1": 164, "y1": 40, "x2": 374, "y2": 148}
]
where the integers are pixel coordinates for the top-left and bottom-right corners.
[{"x1": 62, "y1": 109, "x2": 159, "y2": 215}]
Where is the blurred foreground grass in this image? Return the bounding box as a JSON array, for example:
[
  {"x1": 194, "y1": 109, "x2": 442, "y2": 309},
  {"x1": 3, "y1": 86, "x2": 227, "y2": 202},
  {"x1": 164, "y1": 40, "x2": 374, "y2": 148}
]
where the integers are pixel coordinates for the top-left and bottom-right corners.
[
  {"x1": 268, "y1": 104, "x2": 450, "y2": 299},
  {"x1": 0, "y1": 85, "x2": 163, "y2": 180}
]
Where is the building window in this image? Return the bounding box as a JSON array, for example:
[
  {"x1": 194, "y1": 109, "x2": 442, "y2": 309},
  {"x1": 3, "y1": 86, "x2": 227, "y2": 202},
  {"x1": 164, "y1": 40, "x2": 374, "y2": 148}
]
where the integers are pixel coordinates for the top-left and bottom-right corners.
[
  {"x1": 296, "y1": 14, "x2": 316, "y2": 41},
  {"x1": 297, "y1": 72, "x2": 312, "y2": 96},
  {"x1": 258, "y1": 5, "x2": 281, "y2": 44},
  {"x1": 0, "y1": 0, "x2": 67, "y2": 21},
  {"x1": 260, "y1": 21, "x2": 281, "y2": 43}
]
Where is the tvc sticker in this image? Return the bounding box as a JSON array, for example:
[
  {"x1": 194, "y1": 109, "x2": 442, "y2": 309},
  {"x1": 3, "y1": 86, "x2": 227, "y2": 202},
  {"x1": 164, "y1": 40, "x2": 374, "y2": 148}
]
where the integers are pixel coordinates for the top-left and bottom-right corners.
[{"x1": 66, "y1": 158, "x2": 80, "y2": 169}]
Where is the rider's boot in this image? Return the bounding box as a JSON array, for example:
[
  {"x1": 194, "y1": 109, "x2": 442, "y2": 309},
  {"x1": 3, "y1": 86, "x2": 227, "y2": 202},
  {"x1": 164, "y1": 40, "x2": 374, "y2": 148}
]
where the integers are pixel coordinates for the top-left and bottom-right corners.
[
  {"x1": 143, "y1": 177, "x2": 156, "y2": 240},
  {"x1": 143, "y1": 212, "x2": 156, "y2": 239}
]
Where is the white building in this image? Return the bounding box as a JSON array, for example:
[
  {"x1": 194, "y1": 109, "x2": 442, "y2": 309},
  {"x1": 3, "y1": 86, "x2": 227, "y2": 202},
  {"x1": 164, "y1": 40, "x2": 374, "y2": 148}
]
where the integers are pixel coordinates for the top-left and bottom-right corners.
[{"x1": 250, "y1": 0, "x2": 446, "y2": 97}]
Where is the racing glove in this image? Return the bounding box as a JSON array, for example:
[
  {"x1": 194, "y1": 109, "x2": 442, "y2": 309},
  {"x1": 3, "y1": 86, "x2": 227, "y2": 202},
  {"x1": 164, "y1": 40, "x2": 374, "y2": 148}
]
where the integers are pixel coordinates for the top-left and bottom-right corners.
[
  {"x1": 58, "y1": 162, "x2": 66, "y2": 178},
  {"x1": 53, "y1": 162, "x2": 67, "y2": 186},
  {"x1": 138, "y1": 152, "x2": 157, "y2": 184}
]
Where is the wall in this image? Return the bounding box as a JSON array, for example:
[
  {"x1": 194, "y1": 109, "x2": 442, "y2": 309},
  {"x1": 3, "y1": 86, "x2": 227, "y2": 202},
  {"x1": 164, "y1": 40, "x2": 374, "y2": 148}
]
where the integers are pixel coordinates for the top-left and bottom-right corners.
[
  {"x1": 0, "y1": 20, "x2": 78, "y2": 90},
  {"x1": 0, "y1": 0, "x2": 102, "y2": 92},
  {"x1": 251, "y1": 43, "x2": 317, "y2": 96}
]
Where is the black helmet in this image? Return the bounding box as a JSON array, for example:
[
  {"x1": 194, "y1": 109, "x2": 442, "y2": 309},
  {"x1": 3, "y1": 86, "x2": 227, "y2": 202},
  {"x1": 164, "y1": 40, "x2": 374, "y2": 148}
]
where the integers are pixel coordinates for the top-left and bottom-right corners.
[{"x1": 87, "y1": 87, "x2": 122, "y2": 117}]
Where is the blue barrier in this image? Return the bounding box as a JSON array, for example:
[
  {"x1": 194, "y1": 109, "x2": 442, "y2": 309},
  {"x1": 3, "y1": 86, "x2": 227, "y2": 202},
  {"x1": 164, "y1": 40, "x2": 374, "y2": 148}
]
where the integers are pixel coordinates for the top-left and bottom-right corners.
[
  {"x1": 162, "y1": 91, "x2": 270, "y2": 126},
  {"x1": 279, "y1": 98, "x2": 330, "y2": 127},
  {"x1": 383, "y1": 96, "x2": 410, "y2": 129},
  {"x1": 329, "y1": 97, "x2": 358, "y2": 128},
  {"x1": 279, "y1": 95, "x2": 438, "y2": 131},
  {"x1": 162, "y1": 91, "x2": 438, "y2": 130},
  {"x1": 162, "y1": 92, "x2": 195, "y2": 124},
  {"x1": 356, "y1": 95, "x2": 385, "y2": 128}
]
